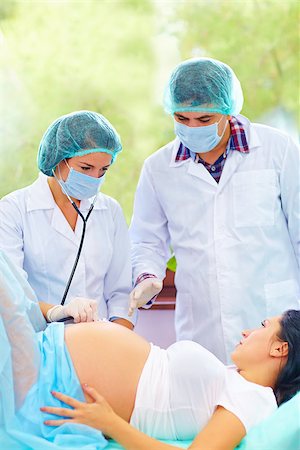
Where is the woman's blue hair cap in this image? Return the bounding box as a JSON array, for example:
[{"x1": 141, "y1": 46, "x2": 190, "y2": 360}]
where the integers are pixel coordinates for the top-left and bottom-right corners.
[{"x1": 38, "y1": 110, "x2": 122, "y2": 176}]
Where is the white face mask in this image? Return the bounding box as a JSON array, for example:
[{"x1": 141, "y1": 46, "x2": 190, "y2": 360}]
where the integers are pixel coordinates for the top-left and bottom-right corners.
[
  {"x1": 174, "y1": 116, "x2": 227, "y2": 153},
  {"x1": 54, "y1": 160, "x2": 105, "y2": 200}
]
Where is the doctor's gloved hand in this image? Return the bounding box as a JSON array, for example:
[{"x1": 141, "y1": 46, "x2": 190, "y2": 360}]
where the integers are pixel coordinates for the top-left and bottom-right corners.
[
  {"x1": 46, "y1": 297, "x2": 99, "y2": 323},
  {"x1": 128, "y1": 278, "x2": 163, "y2": 317}
]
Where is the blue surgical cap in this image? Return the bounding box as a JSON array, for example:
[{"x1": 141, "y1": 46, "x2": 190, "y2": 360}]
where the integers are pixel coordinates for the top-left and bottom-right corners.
[
  {"x1": 164, "y1": 57, "x2": 243, "y2": 116},
  {"x1": 37, "y1": 110, "x2": 122, "y2": 176}
]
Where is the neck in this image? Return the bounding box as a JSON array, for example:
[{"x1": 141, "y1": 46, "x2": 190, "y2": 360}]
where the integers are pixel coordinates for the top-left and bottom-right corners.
[
  {"x1": 47, "y1": 177, "x2": 80, "y2": 231},
  {"x1": 238, "y1": 361, "x2": 282, "y2": 389},
  {"x1": 47, "y1": 177, "x2": 80, "y2": 208}
]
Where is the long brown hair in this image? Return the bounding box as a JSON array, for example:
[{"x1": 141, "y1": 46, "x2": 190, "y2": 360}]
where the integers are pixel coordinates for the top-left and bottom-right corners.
[{"x1": 274, "y1": 310, "x2": 300, "y2": 406}]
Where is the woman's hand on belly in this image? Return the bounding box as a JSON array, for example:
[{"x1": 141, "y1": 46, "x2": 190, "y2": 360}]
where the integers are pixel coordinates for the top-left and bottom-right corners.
[
  {"x1": 41, "y1": 385, "x2": 119, "y2": 436},
  {"x1": 41, "y1": 385, "x2": 179, "y2": 450}
]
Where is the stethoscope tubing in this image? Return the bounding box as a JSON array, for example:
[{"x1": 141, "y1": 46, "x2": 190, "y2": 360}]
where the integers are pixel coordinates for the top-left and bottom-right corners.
[
  {"x1": 60, "y1": 201, "x2": 94, "y2": 306},
  {"x1": 58, "y1": 200, "x2": 95, "y2": 322}
]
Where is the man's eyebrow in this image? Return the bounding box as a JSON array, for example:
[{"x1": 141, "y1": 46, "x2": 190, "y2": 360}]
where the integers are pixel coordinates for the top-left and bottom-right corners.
[{"x1": 174, "y1": 113, "x2": 214, "y2": 119}]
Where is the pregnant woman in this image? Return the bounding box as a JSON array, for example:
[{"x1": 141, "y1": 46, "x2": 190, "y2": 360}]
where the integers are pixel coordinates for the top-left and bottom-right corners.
[{"x1": 1, "y1": 252, "x2": 299, "y2": 450}]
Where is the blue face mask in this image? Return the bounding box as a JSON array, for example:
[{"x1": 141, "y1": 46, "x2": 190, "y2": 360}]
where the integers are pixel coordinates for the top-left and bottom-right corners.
[
  {"x1": 174, "y1": 116, "x2": 227, "y2": 154},
  {"x1": 56, "y1": 161, "x2": 106, "y2": 200}
]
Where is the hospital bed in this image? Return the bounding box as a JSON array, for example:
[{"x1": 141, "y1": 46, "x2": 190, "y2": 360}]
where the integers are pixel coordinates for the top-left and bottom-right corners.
[{"x1": 106, "y1": 392, "x2": 300, "y2": 450}]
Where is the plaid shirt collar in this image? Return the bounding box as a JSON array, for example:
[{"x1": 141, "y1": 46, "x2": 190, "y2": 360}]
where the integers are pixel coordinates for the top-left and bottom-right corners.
[{"x1": 175, "y1": 116, "x2": 249, "y2": 162}]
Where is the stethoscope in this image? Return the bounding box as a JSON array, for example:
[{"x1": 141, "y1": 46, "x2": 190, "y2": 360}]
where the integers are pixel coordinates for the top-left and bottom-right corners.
[
  {"x1": 60, "y1": 197, "x2": 95, "y2": 306},
  {"x1": 56, "y1": 196, "x2": 96, "y2": 322},
  {"x1": 53, "y1": 167, "x2": 97, "y2": 318}
]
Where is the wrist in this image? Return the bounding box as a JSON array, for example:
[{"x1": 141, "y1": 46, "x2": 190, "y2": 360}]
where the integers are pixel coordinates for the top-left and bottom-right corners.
[
  {"x1": 135, "y1": 273, "x2": 157, "y2": 287},
  {"x1": 105, "y1": 413, "x2": 128, "y2": 440},
  {"x1": 46, "y1": 305, "x2": 65, "y2": 322},
  {"x1": 110, "y1": 318, "x2": 134, "y2": 330}
]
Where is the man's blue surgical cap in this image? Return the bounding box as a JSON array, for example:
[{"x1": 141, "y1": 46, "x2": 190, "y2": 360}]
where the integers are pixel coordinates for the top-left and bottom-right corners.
[
  {"x1": 164, "y1": 57, "x2": 243, "y2": 116},
  {"x1": 38, "y1": 110, "x2": 122, "y2": 176}
]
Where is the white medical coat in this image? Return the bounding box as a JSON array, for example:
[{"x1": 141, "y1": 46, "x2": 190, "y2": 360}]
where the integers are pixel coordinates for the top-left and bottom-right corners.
[
  {"x1": 0, "y1": 173, "x2": 135, "y2": 324},
  {"x1": 130, "y1": 115, "x2": 300, "y2": 362}
]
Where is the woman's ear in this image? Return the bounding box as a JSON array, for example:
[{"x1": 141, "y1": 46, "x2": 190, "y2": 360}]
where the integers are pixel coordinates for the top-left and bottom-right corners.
[{"x1": 270, "y1": 341, "x2": 288, "y2": 358}]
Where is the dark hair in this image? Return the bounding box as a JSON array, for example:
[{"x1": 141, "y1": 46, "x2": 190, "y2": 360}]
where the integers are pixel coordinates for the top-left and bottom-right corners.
[{"x1": 274, "y1": 309, "x2": 300, "y2": 406}]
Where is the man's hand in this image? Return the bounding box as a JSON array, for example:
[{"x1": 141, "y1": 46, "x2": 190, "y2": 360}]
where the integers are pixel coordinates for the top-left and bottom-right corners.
[{"x1": 128, "y1": 278, "x2": 162, "y2": 316}]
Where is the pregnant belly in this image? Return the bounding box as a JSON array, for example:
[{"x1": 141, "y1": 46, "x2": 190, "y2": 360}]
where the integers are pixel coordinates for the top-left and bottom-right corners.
[{"x1": 64, "y1": 320, "x2": 151, "y2": 422}]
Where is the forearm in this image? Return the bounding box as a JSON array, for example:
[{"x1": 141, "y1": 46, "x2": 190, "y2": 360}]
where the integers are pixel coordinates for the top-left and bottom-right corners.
[
  {"x1": 189, "y1": 406, "x2": 245, "y2": 450},
  {"x1": 108, "y1": 415, "x2": 176, "y2": 450},
  {"x1": 130, "y1": 165, "x2": 171, "y2": 282},
  {"x1": 39, "y1": 301, "x2": 55, "y2": 320},
  {"x1": 0, "y1": 254, "x2": 40, "y2": 407},
  {"x1": 131, "y1": 243, "x2": 169, "y2": 282}
]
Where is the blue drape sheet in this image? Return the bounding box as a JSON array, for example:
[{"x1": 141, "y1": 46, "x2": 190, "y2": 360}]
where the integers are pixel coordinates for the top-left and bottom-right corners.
[
  {"x1": 0, "y1": 319, "x2": 108, "y2": 450},
  {"x1": 0, "y1": 251, "x2": 108, "y2": 450}
]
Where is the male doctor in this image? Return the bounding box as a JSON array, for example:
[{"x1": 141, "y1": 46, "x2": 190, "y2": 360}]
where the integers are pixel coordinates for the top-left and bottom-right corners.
[{"x1": 129, "y1": 57, "x2": 300, "y2": 363}]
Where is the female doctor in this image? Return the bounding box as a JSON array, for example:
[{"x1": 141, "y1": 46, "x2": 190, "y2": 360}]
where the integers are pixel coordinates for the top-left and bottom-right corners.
[{"x1": 0, "y1": 110, "x2": 135, "y2": 328}]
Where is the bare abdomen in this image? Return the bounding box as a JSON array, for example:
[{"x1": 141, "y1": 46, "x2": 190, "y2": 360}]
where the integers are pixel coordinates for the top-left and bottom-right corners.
[{"x1": 64, "y1": 321, "x2": 151, "y2": 422}]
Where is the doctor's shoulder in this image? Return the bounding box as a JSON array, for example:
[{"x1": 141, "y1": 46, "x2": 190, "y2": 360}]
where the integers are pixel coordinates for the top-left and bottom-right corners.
[
  {"x1": 143, "y1": 138, "x2": 177, "y2": 169},
  {"x1": 0, "y1": 180, "x2": 35, "y2": 215},
  {"x1": 0, "y1": 184, "x2": 37, "y2": 239},
  {"x1": 251, "y1": 122, "x2": 299, "y2": 155}
]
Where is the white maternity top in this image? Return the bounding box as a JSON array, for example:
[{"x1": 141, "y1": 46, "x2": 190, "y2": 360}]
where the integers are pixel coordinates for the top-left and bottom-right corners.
[{"x1": 130, "y1": 341, "x2": 277, "y2": 440}]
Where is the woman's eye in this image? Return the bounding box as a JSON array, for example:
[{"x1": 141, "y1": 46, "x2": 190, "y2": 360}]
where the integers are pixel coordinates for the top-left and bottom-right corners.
[
  {"x1": 99, "y1": 168, "x2": 109, "y2": 177},
  {"x1": 261, "y1": 321, "x2": 266, "y2": 327},
  {"x1": 80, "y1": 166, "x2": 90, "y2": 171}
]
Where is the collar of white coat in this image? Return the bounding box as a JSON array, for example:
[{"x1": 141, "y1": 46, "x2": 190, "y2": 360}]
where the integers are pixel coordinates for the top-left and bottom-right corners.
[
  {"x1": 27, "y1": 173, "x2": 108, "y2": 212},
  {"x1": 169, "y1": 114, "x2": 262, "y2": 167}
]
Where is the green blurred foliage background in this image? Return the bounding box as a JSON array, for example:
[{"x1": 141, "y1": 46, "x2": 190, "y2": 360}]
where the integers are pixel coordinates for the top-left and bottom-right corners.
[{"x1": 0, "y1": 0, "x2": 299, "y2": 222}]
